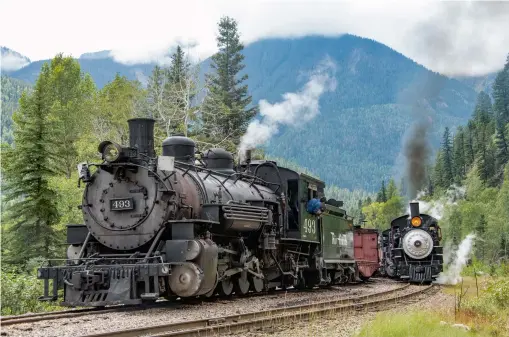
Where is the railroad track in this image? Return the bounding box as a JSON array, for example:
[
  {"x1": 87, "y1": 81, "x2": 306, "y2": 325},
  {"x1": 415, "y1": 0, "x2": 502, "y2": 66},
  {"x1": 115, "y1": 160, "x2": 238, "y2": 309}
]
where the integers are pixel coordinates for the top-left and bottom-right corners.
[
  {"x1": 81, "y1": 284, "x2": 435, "y2": 337},
  {"x1": 0, "y1": 278, "x2": 392, "y2": 327}
]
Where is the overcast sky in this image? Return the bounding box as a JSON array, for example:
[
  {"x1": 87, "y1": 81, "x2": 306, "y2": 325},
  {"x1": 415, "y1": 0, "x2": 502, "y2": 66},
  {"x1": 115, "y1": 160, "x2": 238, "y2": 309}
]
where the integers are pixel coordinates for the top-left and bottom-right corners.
[{"x1": 1, "y1": 0, "x2": 508, "y2": 76}]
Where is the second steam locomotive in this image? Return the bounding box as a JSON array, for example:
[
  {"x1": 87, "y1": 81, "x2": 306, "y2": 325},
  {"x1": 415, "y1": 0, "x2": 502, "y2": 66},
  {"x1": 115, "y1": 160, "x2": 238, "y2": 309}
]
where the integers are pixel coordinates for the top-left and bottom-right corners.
[
  {"x1": 379, "y1": 202, "x2": 443, "y2": 283},
  {"x1": 37, "y1": 118, "x2": 379, "y2": 307}
]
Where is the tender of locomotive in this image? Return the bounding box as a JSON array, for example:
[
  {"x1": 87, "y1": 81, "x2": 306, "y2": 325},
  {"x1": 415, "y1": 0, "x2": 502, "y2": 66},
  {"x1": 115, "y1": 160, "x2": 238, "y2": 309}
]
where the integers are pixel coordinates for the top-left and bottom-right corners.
[
  {"x1": 379, "y1": 202, "x2": 443, "y2": 283},
  {"x1": 37, "y1": 118, "x2": 377, "y2": 307}
]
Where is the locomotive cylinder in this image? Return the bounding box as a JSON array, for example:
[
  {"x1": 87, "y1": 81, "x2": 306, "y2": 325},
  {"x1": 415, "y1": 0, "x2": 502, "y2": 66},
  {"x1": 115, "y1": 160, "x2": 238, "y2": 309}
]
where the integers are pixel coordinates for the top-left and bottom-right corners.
[
  {"x1": 128, "y1": 118, "x2": 155, "y2": 157},
  {"x1": 410, "y1": 201, "x2": 420, "y2": 218}
]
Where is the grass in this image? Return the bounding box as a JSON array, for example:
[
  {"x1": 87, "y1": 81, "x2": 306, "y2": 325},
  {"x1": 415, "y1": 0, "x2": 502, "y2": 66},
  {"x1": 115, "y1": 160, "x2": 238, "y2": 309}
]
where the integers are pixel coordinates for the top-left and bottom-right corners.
[
  {"x1": 356, "y1": 311, "x2": 482, "y2": 337},
  {"x1": 356, "y1": 276, "x2": 509, "y2": 337}
]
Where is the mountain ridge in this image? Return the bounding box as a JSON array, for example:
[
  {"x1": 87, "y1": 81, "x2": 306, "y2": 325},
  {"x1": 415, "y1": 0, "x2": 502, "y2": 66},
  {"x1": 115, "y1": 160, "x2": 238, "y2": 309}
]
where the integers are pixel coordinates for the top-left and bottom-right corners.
[{"x1": 2, "y1": 34, "x2": 481, "y2": 190}]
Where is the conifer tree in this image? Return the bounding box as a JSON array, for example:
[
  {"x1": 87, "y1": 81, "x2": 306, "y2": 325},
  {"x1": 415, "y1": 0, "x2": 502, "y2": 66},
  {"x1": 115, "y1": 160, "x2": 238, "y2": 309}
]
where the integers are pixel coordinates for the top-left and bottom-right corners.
[
  {"x1": 494, "y1": 119, "x2": 509, "y2": 176},
  {"x1": 441, "y1": 127, "x2": 454, "y2": 187},
  {"x1": 500, "y1": 235, "x2": 507, "y2": 259},
  {"x1": 475, "y1": 214, "x2": 487, "y2": 260},
  {"x1": 433, "y1": 150, "x2": 444, "y2": 188},
  {"x1": 476, "y1": 125, "x2": 495, "y2": 185},
  {"x1": 201, "y1": 16, "x2": 256, "y2": 150},
  {"x1": 376, "y1": 180, "x2": 387, "y2": 202},
  {"x1": 453, "y1": 126, "x2": 466, "y2": 182},
  {"x1": 464, "y1": 126, "x2": 475, "y2": 169},
  {"x1": 492, "y1": 55, "x2": 509, "y2": 125},
  {"x1": 473, "y1": 91, "x2": 494, "y2": 126},
  {"x1": 167, "y1": 46, "x2": 190, "y2": 86},
  {"x1": 147, "y1": 65, "x2": 166, "y2": 119},
  {"x1": 1, "y1": 63, "x2": 60, "y2": 263}
]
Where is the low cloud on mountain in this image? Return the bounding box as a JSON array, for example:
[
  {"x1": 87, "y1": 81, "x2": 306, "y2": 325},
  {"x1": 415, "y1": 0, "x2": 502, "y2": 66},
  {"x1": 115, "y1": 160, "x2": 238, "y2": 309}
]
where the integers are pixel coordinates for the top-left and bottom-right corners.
[{"x1": 2, "y1": 1, "x2": 508, "y2": 75}]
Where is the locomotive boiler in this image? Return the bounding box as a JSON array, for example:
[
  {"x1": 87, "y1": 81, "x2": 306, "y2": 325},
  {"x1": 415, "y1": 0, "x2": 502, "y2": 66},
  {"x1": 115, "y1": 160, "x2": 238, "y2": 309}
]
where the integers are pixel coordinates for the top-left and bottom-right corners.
[
  {"x1": 37, "y1": 118, "x2": 377, "y2": 307},
  {"x1": 379, "y1": 201, "x2": 443, "y2": 283}
]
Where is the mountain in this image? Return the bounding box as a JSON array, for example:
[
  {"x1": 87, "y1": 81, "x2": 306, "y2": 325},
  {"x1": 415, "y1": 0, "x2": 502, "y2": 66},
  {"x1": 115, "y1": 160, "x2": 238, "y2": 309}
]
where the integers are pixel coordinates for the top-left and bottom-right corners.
[
  {"x1": 3, "y1": 35, "x2": 481, "y2": 191},
  {"x1": 1, "y1": 47, "x2": 31, "y2": 73},
  {"x1": 6, "y1": 50, "x2": 154, "y2": 88},
  {"x1": 233, "y1": 35, "x2": 477, "y2": 191},
  {"x1": 455, "y1": 72, "x2": 498, "y2": 96}
]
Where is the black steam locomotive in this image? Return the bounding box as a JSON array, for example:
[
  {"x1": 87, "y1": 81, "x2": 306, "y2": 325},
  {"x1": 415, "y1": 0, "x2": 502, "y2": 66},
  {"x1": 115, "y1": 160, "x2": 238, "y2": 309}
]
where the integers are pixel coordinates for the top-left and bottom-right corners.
[
  {"x1": 379, "y1": 202, "x2": 443, "y2": 283},
  {"x1": 37, "y1": 118, "x2": 376, "y2": 307}
]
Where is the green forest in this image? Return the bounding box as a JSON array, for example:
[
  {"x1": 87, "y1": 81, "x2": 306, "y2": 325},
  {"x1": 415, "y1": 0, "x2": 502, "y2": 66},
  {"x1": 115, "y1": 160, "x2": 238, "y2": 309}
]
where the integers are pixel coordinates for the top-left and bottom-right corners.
[
  {"x1": 361, "y1": 55, "x2": 509, "y2": 265},
  {"x1": 1, "y1": 13, "x2": 508, "y2": 318},
  {"x1": 0, "y1": 17, "x2": 369, "y2": 315}
]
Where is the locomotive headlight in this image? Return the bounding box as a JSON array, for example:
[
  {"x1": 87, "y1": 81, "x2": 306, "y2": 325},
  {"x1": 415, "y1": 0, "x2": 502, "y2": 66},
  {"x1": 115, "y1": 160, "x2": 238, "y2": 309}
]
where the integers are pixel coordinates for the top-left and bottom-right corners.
[
  {"x1": 98, "y1": 141, "x2": 123, "y2": 163},
  {"x1": 103, "y1": 143, "x2": 120, "y2": 162},
  {"x1": 411, "y1": 216, "x2": 422, "y2": 227}
]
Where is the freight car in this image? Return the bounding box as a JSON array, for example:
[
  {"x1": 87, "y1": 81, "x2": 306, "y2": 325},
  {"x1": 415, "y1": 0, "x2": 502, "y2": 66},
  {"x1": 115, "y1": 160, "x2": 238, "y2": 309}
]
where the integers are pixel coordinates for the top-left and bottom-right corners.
[
  {"x1": 36, "y1": 118, "x2": 378, "y2": 307},
  {"x1": 379, "y1": 202, "x2": 443, "y2": 283}
]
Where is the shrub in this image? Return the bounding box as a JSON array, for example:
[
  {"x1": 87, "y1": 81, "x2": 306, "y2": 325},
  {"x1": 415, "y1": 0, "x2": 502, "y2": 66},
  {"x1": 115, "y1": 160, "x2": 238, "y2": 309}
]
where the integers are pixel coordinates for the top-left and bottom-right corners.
[{"x1": 0, "y1": 265, "x2": 60, "y2": 315}]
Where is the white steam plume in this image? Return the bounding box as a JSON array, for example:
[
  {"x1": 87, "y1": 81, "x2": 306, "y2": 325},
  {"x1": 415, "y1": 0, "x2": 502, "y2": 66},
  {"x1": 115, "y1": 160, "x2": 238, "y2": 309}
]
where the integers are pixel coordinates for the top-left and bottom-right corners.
[
  {"x1": 435, "y1": 233, "x2": 476, "y2": 285},
  {"x1": 410, "y1": 185, "x2": 466, "y2": 220},
  {"x1": 238, "y1": 56, "x2": 337, "y2": 158}
]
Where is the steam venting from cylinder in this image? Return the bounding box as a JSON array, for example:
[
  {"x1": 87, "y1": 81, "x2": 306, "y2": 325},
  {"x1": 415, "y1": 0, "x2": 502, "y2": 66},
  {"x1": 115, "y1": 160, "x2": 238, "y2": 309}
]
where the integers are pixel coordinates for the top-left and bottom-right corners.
[
  {"x1": 128, "y1": 118, "x2": 155, "y2": 158},
  {"x1": 409, "y1": 201, "x2": 420, "y2": 218}
]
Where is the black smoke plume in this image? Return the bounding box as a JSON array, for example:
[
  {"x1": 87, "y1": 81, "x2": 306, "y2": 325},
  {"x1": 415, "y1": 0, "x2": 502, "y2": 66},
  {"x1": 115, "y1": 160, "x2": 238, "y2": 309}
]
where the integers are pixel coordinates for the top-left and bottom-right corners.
[{"x1": 403, "y1": 109, "x2": 432, "y2": 200}]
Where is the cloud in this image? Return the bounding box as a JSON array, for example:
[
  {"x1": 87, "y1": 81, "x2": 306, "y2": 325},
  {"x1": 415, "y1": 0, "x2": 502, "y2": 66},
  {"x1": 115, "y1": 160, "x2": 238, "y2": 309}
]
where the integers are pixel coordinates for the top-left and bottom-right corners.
[
  {"x1": 1, "y1": 48, "x2": 30, "y2": 71},
  {"x1": 1, "y1": 0, "x2": 508, "y2": 75}
]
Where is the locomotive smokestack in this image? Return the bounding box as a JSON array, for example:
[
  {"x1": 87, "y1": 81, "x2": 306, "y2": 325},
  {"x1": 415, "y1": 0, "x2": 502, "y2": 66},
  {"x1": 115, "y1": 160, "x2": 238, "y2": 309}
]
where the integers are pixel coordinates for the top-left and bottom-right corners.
[
  {"x1": 410, "y1": 201, "x2": 420, "y2": 218},
  {"x1": 128, "y1": 118, "x2": 155, "y2": 158}
]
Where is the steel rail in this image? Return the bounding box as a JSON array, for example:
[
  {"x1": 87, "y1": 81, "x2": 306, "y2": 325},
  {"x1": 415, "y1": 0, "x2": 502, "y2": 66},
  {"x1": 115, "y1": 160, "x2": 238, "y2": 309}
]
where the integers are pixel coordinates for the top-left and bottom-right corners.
[
  {"x1": 82, "y1": 284, "x2": 426, "y2": 337},
  {"x1": 1, "y1": 279, "x2": 393, "y2": 326}
]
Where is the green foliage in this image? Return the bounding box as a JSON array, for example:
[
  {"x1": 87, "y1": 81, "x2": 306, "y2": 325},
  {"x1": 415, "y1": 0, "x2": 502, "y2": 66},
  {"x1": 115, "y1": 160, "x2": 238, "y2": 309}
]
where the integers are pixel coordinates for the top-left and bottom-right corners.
[
  {"x1": 376, "y1": 180, "x2": 387, "y2": 202},
  {"x1": 1, "y1": 75, "x2": 32, "y2": 144},
  {"x1": 356, "y1": 310, "x2": 483, "y2": 337},
  {"x1": 362, "y1": 195, "x2": 404, "y2": 230},
  {"x1": 1, "y1": 63, "x2": 61, "y2": 264},
  {"x1": 201, "y1": 16, "x2": 256, "y2": 151},
  {"x1": 1, "y1": 264, "x2": 61, "y2": 315},
  {"x1": 46, "y1": 54, "x2": 97, "y2": 178}
]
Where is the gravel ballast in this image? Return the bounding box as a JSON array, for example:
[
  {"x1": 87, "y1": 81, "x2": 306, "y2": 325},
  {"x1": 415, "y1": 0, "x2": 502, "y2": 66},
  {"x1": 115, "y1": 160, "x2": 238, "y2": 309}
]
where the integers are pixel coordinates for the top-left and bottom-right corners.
[{"x1": 1, "y1": 279, "x2": 402, "y2": 337}]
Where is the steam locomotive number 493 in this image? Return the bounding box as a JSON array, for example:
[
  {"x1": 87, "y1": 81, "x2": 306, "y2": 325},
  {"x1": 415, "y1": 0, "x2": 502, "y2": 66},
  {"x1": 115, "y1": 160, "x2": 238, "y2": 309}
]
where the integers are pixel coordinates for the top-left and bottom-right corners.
[{"x1": 110, "y1": 198, "x2": 134, "y2": 211}]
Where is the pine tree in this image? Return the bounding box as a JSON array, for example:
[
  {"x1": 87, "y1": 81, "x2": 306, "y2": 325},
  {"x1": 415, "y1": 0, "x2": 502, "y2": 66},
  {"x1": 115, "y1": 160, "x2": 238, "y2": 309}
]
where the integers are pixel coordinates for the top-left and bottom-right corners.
[
  {"x1": 494, "y1": 119, "x2": 509, "y2": 178},
  {"x1": 453, "y1": 126, "x2": 466, "y2": 182},
  {"x1": 475, "y1": 214, "x2": 487, "y2": 260},
  {"x1": 476, "y1": 125, "x2": 495, "y2": 185},
  {"x1": 441, "y1": 127, "x2": 454, "y2": 187},
  {"x1": 147, "y1": 65, "x2": 166, "y2": 119},
  {"x1": 500, "y1": 235, "x2": 507, "y2": 259},
  {"x1": 473, "y1": 91, "x2": 494, "y2": 126},
  {"x1": 448, "y1": 207, "x2": 462, "y2": 247},
  {"x1": 167, "y1": 46, "x2": 190, "y2": 86},
  {"x1": 376, "y1": 180, "x2": 387, "y2": 202},
  {"x1": 1, "y1": 63, "x2": 60, "y2": 264},
  {"x1": 201, "y1": 16, "x2": 256, "y2": 150},
  {"x1": 492, "y1": 55, "x2": 509, "y2": 125},
  {"x1": 433, "y1": 150, "x2": 444, "y2": 189},
  {"x1": 464, "y1": 126, "x2": 475, "y2": 169}
]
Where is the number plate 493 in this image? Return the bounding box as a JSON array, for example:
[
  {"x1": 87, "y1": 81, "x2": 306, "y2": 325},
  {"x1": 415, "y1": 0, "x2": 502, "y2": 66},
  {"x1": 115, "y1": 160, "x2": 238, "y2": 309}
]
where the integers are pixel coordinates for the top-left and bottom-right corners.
[{"x1": 110, "y1": 198, "x2": 134, "y2": 211}]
